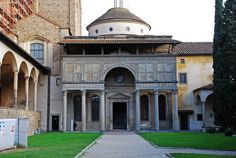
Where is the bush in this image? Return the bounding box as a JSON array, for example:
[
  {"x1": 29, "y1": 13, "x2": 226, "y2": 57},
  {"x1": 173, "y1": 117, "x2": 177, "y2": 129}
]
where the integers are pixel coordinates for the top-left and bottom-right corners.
[
  {"x1": 217, "y1": 127, "x2": 225, "y2": 133},
  {"x1": 206, "y1": 127, "x2": 216, "y2": 134},
  {"x1": 224, "y1": 128, "x2": 233, "y2": 137}
]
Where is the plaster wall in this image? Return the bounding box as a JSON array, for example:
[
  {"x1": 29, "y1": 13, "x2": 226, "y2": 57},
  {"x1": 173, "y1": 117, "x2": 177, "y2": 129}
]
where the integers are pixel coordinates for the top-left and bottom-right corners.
[
  {"x1": 176, "y1": 56, "x2": 213, "y2": 109},
  {"x1": 88, "y1": 21, "x2": 150, "y2": 36},
  {"x1": 176, "y1": 55, "x2": 213, "y2": 130}
]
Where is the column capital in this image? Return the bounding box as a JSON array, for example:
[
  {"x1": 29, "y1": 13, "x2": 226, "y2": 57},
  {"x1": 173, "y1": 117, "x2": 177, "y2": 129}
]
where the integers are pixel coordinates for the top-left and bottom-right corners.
[
  {"x1": 153, "y1": 89, "x2": 159, "y2": 95},
  {"x1": 100, "y1": 90, "x2": 105, "y2": 94},
  {"x1": 25, "y1": 76, "x2": 30, "y2": 79},
  {"x1": 13, "y1": 69, "x2": 19, "y2": 73},
  {"x1": 135, "y1": 89, "x2": 140, "y2": 93},
  {"x1": 166, "y1": 91, "x2": 172, "y2": 95},
  {"x1": 172, "y1": 89, "x2": 178, "y2": 95},
  {"x1": 81, "y1": 90, "x2": 87, "y2": 94},
  {"x1": 62, "y1": 90, "x2": 68, "y2": 94},
  {"x1": 33, "y1": 80, "x2": 38, "y2": 84}
]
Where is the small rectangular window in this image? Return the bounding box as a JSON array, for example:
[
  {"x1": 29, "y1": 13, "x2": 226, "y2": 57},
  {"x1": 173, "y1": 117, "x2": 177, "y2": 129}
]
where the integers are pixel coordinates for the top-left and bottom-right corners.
[
  {"x1": 197, "y1": 114, "x2": 203, "y2": 121},
  {"x1": 179, "y1": 73, "x2": 187, "y2": 84},
  {"x1": 56, "y1": 78, "x2": 61, "y2": 86},
  {"x1": 180, "y1": 58, "x2": 185, "y2": 64}
]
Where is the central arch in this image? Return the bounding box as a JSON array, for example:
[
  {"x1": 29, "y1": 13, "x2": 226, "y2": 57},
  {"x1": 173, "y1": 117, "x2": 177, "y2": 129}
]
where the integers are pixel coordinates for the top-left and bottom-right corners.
[
  {"x1": 103, "y1": 66, "x2": 136, "y2": 81},
  {"x1": 105, "y1": 67, "x2": 135, "y2": 130}
]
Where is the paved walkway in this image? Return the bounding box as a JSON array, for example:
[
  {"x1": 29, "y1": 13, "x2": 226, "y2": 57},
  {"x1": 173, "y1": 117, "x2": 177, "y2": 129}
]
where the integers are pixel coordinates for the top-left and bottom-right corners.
[{"x1": 81, "y1": 133, "x2": 236, "y2": 158}]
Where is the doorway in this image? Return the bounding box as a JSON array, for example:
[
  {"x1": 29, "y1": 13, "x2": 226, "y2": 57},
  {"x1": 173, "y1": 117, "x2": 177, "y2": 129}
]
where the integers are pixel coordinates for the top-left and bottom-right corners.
[
  {"x1": 113, "y1": 102, "x2": 127, "y2": 129},
  {"x1": 180, "y1": 114, "x2": 188, "y2": 130},
  {"x1": 52, "y1": 115, "x2": 59, "y2": 131}
]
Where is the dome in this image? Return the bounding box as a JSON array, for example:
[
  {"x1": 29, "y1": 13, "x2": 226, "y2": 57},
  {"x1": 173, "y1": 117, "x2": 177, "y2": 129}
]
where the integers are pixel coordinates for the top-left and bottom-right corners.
[{"x1": 87, "y1": 8, "x2": 151, "y2": 36}]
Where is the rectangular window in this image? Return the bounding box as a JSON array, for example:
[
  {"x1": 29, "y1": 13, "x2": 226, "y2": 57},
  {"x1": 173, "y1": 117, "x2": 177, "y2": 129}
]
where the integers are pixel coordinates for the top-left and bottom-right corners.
[
  {"x1": 180, "y1": 58, "x2": 185, "y2": 64},
  {"x1": 197, "y1": 114, "x2": 203, "y2": 121},
  {"x1": 30, "y1": 43, "x2": 44, "y2": 64},
  {"x1": 179, "y1": 73, "x2": 187, "y2": 84}
]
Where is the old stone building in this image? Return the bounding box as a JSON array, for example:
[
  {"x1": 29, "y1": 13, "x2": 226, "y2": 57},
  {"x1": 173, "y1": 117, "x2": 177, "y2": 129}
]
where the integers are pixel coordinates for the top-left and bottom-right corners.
[
  {"x1": 0, "y1": 0, "x2": 82, "y2": 133},
  {"x1": 0, "y1": 31, "x2": 49, "y2": 135},
  {"x1": 0, "y1": 0, "x2": 214, "y2": 133},
  {"x1": 174, "y1": 42, "x2": 214, "y2": 130}
]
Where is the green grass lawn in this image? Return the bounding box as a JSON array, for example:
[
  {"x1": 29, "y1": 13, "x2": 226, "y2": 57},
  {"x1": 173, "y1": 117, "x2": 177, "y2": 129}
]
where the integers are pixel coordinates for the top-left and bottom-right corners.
[
  {"x1": 171, "y1": 153, "x2": 236, "y2": 158},
  {"x1": 0, "y1": 132, "x2": 101, "y2": 158},
  {"x1": 140, "y1": 132, "x2": 236, "y2": 151}
]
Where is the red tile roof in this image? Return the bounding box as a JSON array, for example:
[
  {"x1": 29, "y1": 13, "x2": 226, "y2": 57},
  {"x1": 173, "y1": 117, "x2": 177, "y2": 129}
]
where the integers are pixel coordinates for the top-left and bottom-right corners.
[
  {"x1": 59, "y1": 35, "x2": 181, "y2": 45},
  {"x1": 173, "y1": 42, "x2": 213, "y2": 55}
]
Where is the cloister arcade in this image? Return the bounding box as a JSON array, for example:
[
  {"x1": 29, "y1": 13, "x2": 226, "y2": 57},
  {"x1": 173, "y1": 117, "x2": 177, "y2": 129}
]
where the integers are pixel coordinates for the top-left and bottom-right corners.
[{"x1": 0, "y1": 50, "x2": 39, "y2": 111}]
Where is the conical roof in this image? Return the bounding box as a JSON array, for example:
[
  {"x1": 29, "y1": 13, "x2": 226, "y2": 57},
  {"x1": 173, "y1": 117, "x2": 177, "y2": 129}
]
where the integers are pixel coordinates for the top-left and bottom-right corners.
[{"x1": 87, "y1": 7, "x2": 151, "y2": 30}]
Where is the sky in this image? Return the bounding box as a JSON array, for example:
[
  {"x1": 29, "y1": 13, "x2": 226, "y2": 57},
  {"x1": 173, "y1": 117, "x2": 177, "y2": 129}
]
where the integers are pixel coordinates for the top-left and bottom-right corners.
[{"x1": 82, "y1": 0, "x2": 215, "y2": 42}]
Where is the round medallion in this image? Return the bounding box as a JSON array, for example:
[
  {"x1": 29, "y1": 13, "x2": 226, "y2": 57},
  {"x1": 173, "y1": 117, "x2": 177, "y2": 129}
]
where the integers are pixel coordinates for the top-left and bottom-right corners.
[{"x1": 115, "y1": 74, "x2": 124, "y2": 83}]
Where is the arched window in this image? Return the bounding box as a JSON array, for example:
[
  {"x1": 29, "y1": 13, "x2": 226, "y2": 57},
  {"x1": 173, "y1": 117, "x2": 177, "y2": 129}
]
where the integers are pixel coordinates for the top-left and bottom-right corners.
[
  {"x1": 30, "y1": 43, "x2": 44, "y2": 64},
  {"x1": 141, "y1": 95, "x2": 149, "y2": 121},
  {"x1": 74, "y1": 96, "x2": 82, "y2": 121},
  {"x1": 91, "y1": 96, "x2": 99, "y2": 121},
  {"x1": 159, "y1": 95, "x2": 166, "y2": 120}
]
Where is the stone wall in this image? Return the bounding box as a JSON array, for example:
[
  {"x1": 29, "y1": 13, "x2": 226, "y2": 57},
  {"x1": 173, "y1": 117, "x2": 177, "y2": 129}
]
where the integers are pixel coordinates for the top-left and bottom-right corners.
[
  {"x1": 33, "y1": 0, "x2": 81, "y2": 36},
  {"x1": 15, "y1": 14, "x2": 60, "y2": 43},
  {"x1": 0, "y1": 108, "x2": 41, "y2": 135}
]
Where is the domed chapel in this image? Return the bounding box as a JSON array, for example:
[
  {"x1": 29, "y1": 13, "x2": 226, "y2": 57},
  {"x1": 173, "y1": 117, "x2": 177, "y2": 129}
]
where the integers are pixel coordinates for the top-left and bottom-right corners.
[
  {"x1": 0, "y1": 0, "x2": 213, "y2": 133},
  {"x1": 60, "y1": 0, "x2": 181, "y2": 132}
]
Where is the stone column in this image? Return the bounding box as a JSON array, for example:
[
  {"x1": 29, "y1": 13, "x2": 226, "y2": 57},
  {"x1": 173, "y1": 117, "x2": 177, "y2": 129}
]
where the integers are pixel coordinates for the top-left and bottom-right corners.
[
  {"x1": 202, "y1": 102, "x2": 206, "y2": 126},
  {"x1": 82, "y1": 90, "x2": 86, "y2": 132},
  {"x1": 173, "y1": 90, "x2": 180, "y2": 131},
  {"x1": 101, "y1": 47, "x2": 104, "y2": 55},
  {"x1": 13, "y1": 70, "x2": 18, "y2": 108},
  {"x1": 154, "y1": 90, "x2": 159, "y2": 131},
  {"x1": 33, "y1": 80, "x2": 38, "y2": 111},
  {"x1": 100, "y1": 90, "x2": 105, "y2": 131},
  {"x1": 167, "y1": 92, "x2": 173, "y2": 128},
  {"x1": 25, "y1": 76, "x2": 29, "y2": 110},
  {"x1": 135, "y1": 90, "x2": 140, "y2": 131},
  {"x1": 63, "y1": 90, "x2": 67, "y2": 132}
]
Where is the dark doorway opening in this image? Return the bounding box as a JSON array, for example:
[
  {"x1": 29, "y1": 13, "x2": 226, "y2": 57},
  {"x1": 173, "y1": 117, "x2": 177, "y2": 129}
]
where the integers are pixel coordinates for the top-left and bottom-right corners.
[
  {"x1": 113, "y1": 102, "x2": 127, "y2": 129},
  {"x1": 180, "y1": 114, "x2": 188, "y2": 130},
  {"x1": 52, "y1": 115, "x2": 59, "y2": 131}
]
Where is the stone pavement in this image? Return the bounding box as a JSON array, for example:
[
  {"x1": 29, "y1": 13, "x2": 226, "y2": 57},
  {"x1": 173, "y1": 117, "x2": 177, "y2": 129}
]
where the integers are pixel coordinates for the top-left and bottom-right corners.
[
  {"x1": 81, "y1": 133, "x2": 236, "y2": 158},
  {"x1": 81, "y1": 132, "x2": 167, "y2": 158}
]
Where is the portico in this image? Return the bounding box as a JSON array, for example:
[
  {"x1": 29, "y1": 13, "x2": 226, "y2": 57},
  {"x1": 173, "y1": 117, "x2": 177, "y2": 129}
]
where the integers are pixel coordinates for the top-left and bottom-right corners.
[{"x1": 61, "y1": 65, "x2": 179, "y2": 132}]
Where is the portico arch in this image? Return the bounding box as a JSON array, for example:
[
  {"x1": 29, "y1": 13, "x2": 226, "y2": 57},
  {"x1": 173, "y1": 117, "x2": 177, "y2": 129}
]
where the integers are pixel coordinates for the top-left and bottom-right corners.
[
  {"x1": 105, "y1": 67, "x2": 135, "y2": 130},
  {"x1": 1, "y1": 51, "x2": 18, "y2": 71},
  {"x1": 205, "y1": 93, "x2": 214, "y2": 126},
  {"x1": 17, "y1": 62, "x2": 29, "y2": 109},
  {"x1": 29, "y1": 68, "x2": 39, "y2": 111},
  {"x1": 0, "y1": 52, "x2": 18, "y2": 107}
]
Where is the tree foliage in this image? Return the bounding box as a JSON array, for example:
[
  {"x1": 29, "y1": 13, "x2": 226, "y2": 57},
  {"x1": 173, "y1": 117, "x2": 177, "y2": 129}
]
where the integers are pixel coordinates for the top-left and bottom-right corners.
[{"x1": 213, "y1": 0, "x2": 236, "y2": 130}]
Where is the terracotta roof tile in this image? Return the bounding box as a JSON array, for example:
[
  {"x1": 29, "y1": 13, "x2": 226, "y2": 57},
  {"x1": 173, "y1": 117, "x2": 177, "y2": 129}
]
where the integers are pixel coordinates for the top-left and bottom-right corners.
[
  {"x1": 59, "y1": 36, "x2": 181, "y2": 45},
  {"x1": 173, "y1": 42, "x2": 213, "y2": 55}
]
